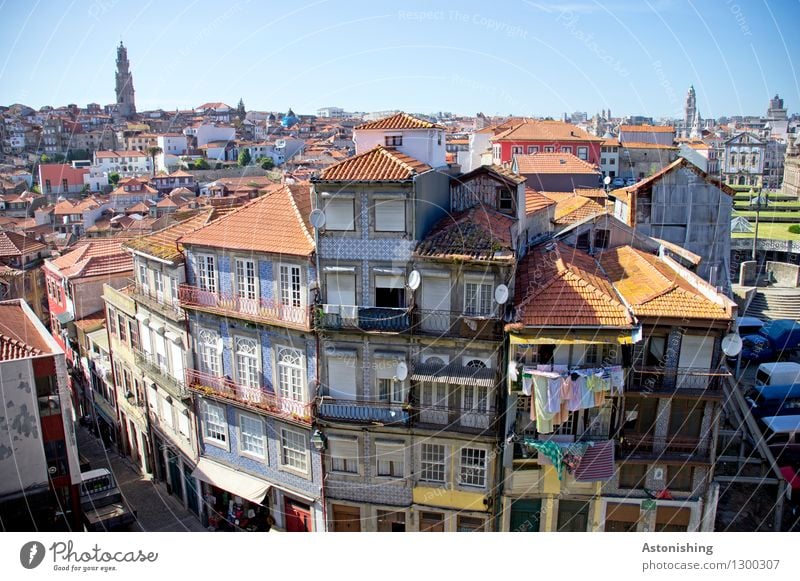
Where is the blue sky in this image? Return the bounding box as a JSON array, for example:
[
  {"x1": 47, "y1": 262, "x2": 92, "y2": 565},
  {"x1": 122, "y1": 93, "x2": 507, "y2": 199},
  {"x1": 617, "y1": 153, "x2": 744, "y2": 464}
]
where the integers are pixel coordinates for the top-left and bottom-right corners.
[{"x1": 0, "y1": 0, "x2": 797, "y2": 119}]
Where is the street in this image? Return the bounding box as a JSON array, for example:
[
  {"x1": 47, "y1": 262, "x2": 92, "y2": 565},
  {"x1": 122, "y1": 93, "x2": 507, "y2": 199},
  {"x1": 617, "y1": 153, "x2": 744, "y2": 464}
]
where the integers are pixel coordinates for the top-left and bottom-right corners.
[{"x1": 77, "y1": 426, "x2": 207, "y2": 532}]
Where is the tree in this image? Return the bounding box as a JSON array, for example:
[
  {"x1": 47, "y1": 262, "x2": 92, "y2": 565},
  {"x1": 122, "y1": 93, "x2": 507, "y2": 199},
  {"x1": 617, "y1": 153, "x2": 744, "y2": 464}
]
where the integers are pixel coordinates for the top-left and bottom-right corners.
[
  {"x1": 237, "y1": 98, "x2": 246, "y2": 120},
  {"x1": 109, "y1": 172, "x2": 120, "y2": 186},
  {"x1": 238, "y1": 149, "x2": 252, "y2": 167},
  {"x1": 192, "y1": 158, "x2": 210, "y2": 170},
  {"x1": 147, "y1": 146, "x2": 163, "y2": 176},
  {"x1": 259, "y1": 157, "x2": 274, "y2": 170}
]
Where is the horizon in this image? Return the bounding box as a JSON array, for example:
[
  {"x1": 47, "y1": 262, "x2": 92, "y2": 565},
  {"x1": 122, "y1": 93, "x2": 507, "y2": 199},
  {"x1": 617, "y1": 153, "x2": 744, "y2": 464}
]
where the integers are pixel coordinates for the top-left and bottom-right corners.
[{"x1": 0, "y1": 1, "x2": 797, "y2": 119}]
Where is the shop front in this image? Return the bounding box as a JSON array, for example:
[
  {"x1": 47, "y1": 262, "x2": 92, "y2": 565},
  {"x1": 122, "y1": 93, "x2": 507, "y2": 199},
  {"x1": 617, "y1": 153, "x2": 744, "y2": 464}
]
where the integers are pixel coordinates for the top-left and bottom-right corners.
[{"x1": 192, "y1": 458, "x2": 274, "y2": 532}]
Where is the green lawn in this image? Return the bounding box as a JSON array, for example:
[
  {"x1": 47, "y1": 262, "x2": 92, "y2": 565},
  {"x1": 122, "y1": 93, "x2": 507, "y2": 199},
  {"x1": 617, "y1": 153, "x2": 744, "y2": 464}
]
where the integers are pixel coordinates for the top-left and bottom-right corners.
[
  {"x1": 733, "y1": 210, "x2": 800, "y2": 220},
  {"x1": 732, "y1": 222, "x2": 800, "y2": 241},
  {"x1": 734, "y1": 201, "x2": 800, "y2": 209}
]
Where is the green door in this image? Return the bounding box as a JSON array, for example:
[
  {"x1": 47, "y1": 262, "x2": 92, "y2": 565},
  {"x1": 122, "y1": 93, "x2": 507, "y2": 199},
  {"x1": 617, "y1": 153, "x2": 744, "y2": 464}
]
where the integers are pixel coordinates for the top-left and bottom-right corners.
[
  {"x1": 509, "y1": 499, "x2": 541, "y2": 532},
  {"x1": 168, "y1": 451, "x2": 183, "y2": 502}
]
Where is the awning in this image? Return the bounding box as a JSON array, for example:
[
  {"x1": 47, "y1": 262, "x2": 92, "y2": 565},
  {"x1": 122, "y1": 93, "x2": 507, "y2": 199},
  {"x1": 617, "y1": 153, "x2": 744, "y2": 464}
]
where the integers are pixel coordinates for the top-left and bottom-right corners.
[
  {"x1": 762, "y1": 415, "x2": 800, "y2": 435},
  {"x1": 56, "y1": 311, "x2": 75, "y2": 325},
  {"x1": 510, "y1": 333, "x2": 633, "y2": 345},
  {"x1": 135, "y1": 312, "x2": 150, "y2": 323},
  {"x1": 574, "y1": 440, "x2": 615, "y2": 482},
  {"x1": 411, "y1": 362, "x2": 496, "y2": 387},
  {"x1": 191, "y1": 458, "x2": 270, "y2": 504}
]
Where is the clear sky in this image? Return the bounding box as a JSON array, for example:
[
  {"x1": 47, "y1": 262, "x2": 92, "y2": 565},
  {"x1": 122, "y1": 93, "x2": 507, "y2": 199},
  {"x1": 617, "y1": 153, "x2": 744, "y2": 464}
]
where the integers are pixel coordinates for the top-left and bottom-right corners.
[{"x1": 0, "y1": 0, "x2": 797, "y2": 119}]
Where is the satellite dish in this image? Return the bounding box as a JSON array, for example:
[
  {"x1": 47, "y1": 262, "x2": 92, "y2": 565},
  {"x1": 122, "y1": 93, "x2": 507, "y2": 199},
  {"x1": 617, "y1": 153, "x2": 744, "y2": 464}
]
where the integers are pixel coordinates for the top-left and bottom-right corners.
[
  {"x1": 603, "y1": 176, "x2": 611, "y2": 185},
  {"x1": 494, "y1": 284, "x2": 509, "y2": 305},
  {"x1": 407, "y1": 270, "x2": 421, "y2": 291},
  {"x1": 395, "y1": 360, "x2": 408, "y2": 381},
  {"x1": 309, "y1": 208, "x2": 326, "y2": 229},
  {"x1": 721, "y1": 333, "x2": 743, "y2": 357}
]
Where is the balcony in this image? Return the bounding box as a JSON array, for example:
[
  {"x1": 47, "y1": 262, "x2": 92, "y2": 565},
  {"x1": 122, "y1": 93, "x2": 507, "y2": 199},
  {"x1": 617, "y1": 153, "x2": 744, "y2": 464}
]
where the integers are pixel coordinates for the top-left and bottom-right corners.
[
  {"x1": 627, "y1": 367, "x2": 727, "y2": 397},
  {"x1": 316, "y1": 305, "x2": 411, "y2": 333},
  {"x1": 133, "y1": 348, "x2": 188, "y2": 401},
  {"x1": 131, "y1": 280, "x2": 183, "y2": 322},
  {"x1": 317, "y1": 398, "x2": 409, "y2": 425},
  {"x1": 618, "y1": 433, "x2": 711, "y2": 462},
  {"x1": 414, "y1": 309, "x2": 502, "y2": 340},
  {"x1": 185, "y1": 369, "x2": 312, "y2": 425},
  {"x1": 411, "y1": 404, "x2": 495, "y2": 433},
  {"x1": 179, "y1": 285, "x2": 311, "y2": 330}
]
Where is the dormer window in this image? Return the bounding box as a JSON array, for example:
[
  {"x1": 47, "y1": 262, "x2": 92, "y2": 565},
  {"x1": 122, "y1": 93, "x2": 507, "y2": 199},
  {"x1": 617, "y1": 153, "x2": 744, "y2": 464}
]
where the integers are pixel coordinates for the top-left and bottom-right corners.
[
  {"x1": 497, "y1": 187, "x2": 514, "y2": 213},
  {"x1": 385, "y1": 135, "x2": 403, "y2": 147}
]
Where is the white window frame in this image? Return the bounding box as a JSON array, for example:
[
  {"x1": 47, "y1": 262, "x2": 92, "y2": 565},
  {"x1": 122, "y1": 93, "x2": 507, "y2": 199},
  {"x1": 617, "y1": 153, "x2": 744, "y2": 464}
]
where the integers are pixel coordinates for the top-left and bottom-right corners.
[
  {"x1": 560, "y1": 146, "x2": 573, "y2": 154},
  {"x1": 202, "y1": 400, "x2": 228, "y2": 448},
  {"x1": 277, "y1": 346, "x2": 305, "y2": 402},
  {"x1": 511, "y1": 146, "x2": 523, "y2": 155},
  {"x1": 238, "y1": 412, "x2": 266, "y2": 460},
  {"x1": 527, "y1": 146, "x2": 539, "y2": 154},
  {"x1": 577, "y1": 146, "x2": 589, "y2": 160},
  {"x1": 196, "y1": 254, "x2": 217, "y2": 293},
  {"x1": 464, "y1": 276, "x2": 494, "y2": 317},
  {"x1": 138, "y1": 263, "x2": 148, "y2": 290},
  {"x1": 459, "y1": 447, "x2": 487, "y2": 488},
  {"x1": 279, "y1": 263, "x2": 302, "y2": 308},
  {"x1": 329, "y1": 436, "x2": 359, "y2": 474},
  {"x1": 280, "y1": 426, "x2": 309, "y2": 475},
  {"x1": 234, "y1": 336, "x2": 260, "y2": 390},
  {"x1": 376, "y1": 440, "x2": 405, "y2": 478},
  {"x1": 374, "y1": 198, "x2": 406, "y2": 232},
  {"x1": 198, "y1": 328, "x2": 222, "y2": 377},
  {"x1": 235, "y1": 258, "x2": 258, "y2": 300},
  {"x1": 420, "y1": 443, "x2": 446, "y2": 484},
  {"x1": 324, "y1": 197, "x2": 355, "y2": 231}
]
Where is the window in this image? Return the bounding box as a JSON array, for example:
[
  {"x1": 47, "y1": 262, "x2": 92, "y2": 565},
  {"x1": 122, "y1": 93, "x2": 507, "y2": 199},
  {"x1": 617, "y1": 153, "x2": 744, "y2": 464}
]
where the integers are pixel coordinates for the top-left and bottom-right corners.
[
  {"x1": 329, "y1": 437, "x2": 358, "y2": 473},
  {"x1": 666, "y1": 464, "x2": 694, "y2": 492},
  {"x1": 128, "y1": 321, "x2": 139, "y2": 350},
  {"x1": 619, "y1": 463, "x2": 647, "y2": 489},
  {"x1": 459, "y1": 448, "x2": 487, "y2": 487},
  {"x1": 604, "y1": 503, "x2": 640, "y2": 532},
  {"x1": 239, "y1": 413, "x2": 266, "y2": 458},
  {"x1": 594, "y1": 229, "x2": 610, "y2": 249},
  {"x1": 197, "y1": 254, "x2": 216, "y2": 293},
  {"x1": 497, "y1": 187, "x2": 514, "y2": 212},
  {"x1": 117, "y1": 314, "x2": 127, "y2": 344},
  {"x1": 527, "y1": 146, "x2": 539, "y2": 154},
  {"x1": 153, "y1": 272, "x2": 164, "y2": 299},
  {"x1": 557, "y1": 500, "x2": 590, "y2": 532},
  {"x1": 280, "y1": 427, "x2": 308, "y2": 472},
  {"x1": 107, "y1": 307, "x2": 117, "y2": 336},
  {"x1": 511, "y1": 146, "x2": 523, "y2": 155},
  {"x1": 202, "y1": 400, "x2": 227, "y2": 445},
  {"x1": 544, "y1": 146, "x2": 555, "y2": 153},
  {"x1": 327, "y1": 354, "x2": 357, "y2": 399},
  {"x1": 279, "y1": 264, "x2": 302, "y2": 307},
  {"x1": 377, "y1": 510, "x2": 406, "y2": 532},
  {"x1": 198, "y1": 329, "x2": 221, "y2": 376},
  {"x1": 464, "y1": 278, "x2": 493, "y2": 316},
  {"x1": 235, "y1": 259, "x2": 257, "y2": 300},
  {"x1": 624, "y1": 397, "x2": 658, "y2": 435},
  {"x1": 234, "y1": 336, "x2": 259, "y2": 390},
  {"x1": 277, "y1": 347, "x2": 304, "y2": 401},
  {"x1": 560, "y1": 146, "x2": 573, "y2": 154},
  {"x1": 376, "y1": 440, "x2": 404, "y2": 477},
  {"x1": 375, "y1": 274, "x2": 405, "y2": 308},
  {"x1": 420, "y1": 443, "x2": 446, "y2": 483},
  {"x1": 457, "y1": 516, "x2": 484, "y2": 532},
  {"x1": 45, "y1": 179, "x2": 52, "y2": 193},
  {"x1": 384, "y1": 135, "x2": 403, "y2": 147},
  {"x1": 577, "y1": 146, "x2": 589, "y2": 160},
  {"x1": 324, "y1": 198, "x2": 355, "y2": 230},
  {"x1": 668, "y1": 399, "x2": 703, "y2": 440},
  {"x1": 161, "y1": 395, "x2": 173, "y2": 429},
  {"x1": 462, "y1": 384, "x2": 489, "y2": 414},
  {"x1": 420, "y1": 511, "x2": 445, "y2": 532},
  {"x1": 374, "y1": 199, "x2": 405, "y2": 232},
  {"x1": 138, "y1": 264, "x2": 148, "y2": 289}
]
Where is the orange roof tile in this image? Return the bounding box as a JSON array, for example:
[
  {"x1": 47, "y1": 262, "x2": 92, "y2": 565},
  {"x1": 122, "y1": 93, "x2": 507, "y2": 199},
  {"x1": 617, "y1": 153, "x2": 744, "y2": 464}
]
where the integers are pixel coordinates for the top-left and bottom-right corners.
[
  {"x1": 179, "y1": 185, "x2": 314, "y2": 257},
  {"x1": 619, "y1": 124, "x2": 675, "y2": 133},
  {"x1": 550, "y1": 195, "x2": 607, "y2": 225},
  {"x1": 414, "y1": 204, "x2": 515, "y2": 261},
  {"x1": 514, "y1": 242, "x2": 632, "y2": 327},
  {"x1": 47, "y1": 239, "x2": 132, "y2": 279},
  {"x1": 455, "y1": 164, "x2": 526, "y2": 186},
  {"x1": 525, "y1": 188, "x2": 556, "y2": 215},
  {"x1": 515, "y1": 152, "x2": 599, "y2": 174},
  {"x1": 317, "y1": 145, "x2": 431, "y2": 182},
  {"x1": 599, "y1": 246, "x2": 731, "y2": 320},
  {"x1": 124, "y1": 209, "x2": 215, "y2": 263},
  {"x1": 619, "y1": 142, "x2": 677, "y2": 150},
  {"x1": 0, "y1": 231, "x2": 47, "y2": 257},
  {"x1": 356, "y1": 112, "x2": 444, "y2": 130},
  {"x1": 491, "y1": 119, "x2": 604, "y2": 143},
  {"x1": 619, "y1": 157, "x2": 736, "y2": 196}
]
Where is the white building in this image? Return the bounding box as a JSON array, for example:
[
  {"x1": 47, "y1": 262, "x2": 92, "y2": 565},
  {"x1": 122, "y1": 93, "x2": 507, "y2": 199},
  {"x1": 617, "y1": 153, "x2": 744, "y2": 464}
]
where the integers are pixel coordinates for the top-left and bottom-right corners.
[
  {"x1": 156, "y1": 134, "x2": 189, "y2": 173},
  {"x1": 600, "y1": 136, "x2": 620, "y2": 178},
  {"x1": 93, "y1": 150, "x2": 152, "y2": 177},
  {"x1": 317, "y1": 106, "x2": 345, "y2": 118},
  {"x1": 185, "y1": 124, "x2": 236, "y2": 148},
  {"x1": 353, "y1": 112, "x2": 446, "y2": 168},
  {"x1": 82, "y1": 167, "x2": 109, "y2": 192}
]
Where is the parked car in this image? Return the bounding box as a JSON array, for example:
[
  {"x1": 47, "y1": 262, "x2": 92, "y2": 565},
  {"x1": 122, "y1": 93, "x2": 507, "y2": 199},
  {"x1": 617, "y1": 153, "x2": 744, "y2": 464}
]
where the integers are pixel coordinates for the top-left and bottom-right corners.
[
  {"x1": 756, "y1": 362, "x2": 800, "y2": 387},
  {"x1": 611, "y1": 177, "x2": 625, "y2": 188},
  {"x1": 625, "y1": 177, "x2": 638, "y2": 186},
  {"x1": 79, "y1": 469, "x2": 136, "y2": 531},
  {"x1": 745, "y1": 383, "x2": 800, "y2": 418}
]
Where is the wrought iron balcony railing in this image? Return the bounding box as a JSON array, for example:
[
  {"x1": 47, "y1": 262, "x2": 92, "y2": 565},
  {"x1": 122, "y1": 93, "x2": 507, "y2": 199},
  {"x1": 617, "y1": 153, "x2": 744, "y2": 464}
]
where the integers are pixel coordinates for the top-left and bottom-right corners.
[
  {"x1": 627, "y1": 367, "x2": 727, "y2": 395},
  {"x1": 133, "y1": 347, "x2": 188, "y2": 400}
]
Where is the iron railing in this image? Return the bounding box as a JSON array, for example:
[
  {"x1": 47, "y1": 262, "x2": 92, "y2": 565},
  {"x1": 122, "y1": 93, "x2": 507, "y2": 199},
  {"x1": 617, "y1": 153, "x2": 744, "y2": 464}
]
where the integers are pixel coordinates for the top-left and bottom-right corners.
[
  {"x1": 317, "y1": 397, "x2": 409, "y2": 425},
  {"x1": 628, "y1": 367, "x2": 727, "y2": 394},
  {"x1": 185, "y1": 368, "x2": 312, "y2": 425},
  {"x1": 618, "y1": 432, "x2": 710, "y2": 459},
  {"x1": 131, "y1": 280, "x2": 183, "y2": 321},
  {"x1": 133, "y1": 347, "x2": 188, "y2": 400}
]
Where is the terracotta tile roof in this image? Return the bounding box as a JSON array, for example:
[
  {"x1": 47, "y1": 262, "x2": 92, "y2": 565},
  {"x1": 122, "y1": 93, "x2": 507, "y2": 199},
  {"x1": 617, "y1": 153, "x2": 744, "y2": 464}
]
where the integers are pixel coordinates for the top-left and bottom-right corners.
[
  {"x1": 38, "y1": 163, "x2": 88, "y2": 186},
  {"x1": 514, "y1": 152, "x2": 600, "y2": 174},
  {"x1": 0, "y1": 231, "x2": 47, "y2": 257},
  {"x1": 355, "y1": 112, "x2": 444, "y2": 130},
  {"x1": 525, "y1": 188, "x2": 556, "y2": 215},
  {"x1": 491, "y1": 119, "x2": 604, "y2": 143},
  {"x1": 573, "y1": 187, "x2": 608, "y2": 199},
  {"x1": 514, "y1": 242, "x2": 632, "y2": 327},
  {"x1": 619, "y1": 124, "x2": 675, "y2": 133},
  {"x1": 74, "y1": 310, "x2": 106, "y2": 331},
  {"x1": 47, "y1": 239, "x2": 132, "y2": 279},
  {"x1": 602, "y1": 137, "x2": 620, "y2": 147},
  {"x1": 414, "y1": 205, "x2": 516, "y2": 261},
  {"x1": 317, "y1": 145, "x2": 431, "y2": 182},
  {"x1": 179, "y1": 185, "x2": 315, "y2": 257},
  {"x1": 0, "y1": 300, "x2": 53, "y2": 360},
  {"x1": 53, "y1": 197, "x2": 102, "y2": 215},
  {"x1": 619, "y1": 142, "x2": 678, "y2": 150},
  {"x1": 551, "y1": 195, "x2": 607, "y2": 225},
  {"x1": 598, "y1": 246, "x2": 731, "y2": 320},
  {"x1": 127, "y1": 202, "x2": 152, "y2": 214},
  {"x1": 124, "y1": 209, "x2": 215, "y2": 263}
]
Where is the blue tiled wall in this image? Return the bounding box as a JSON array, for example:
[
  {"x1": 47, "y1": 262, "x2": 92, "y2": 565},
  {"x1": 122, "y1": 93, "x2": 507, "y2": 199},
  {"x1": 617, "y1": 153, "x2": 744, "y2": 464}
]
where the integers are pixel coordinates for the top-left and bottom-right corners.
[
  {"x1": 218, "y1": 255, "x2": 232, "y2": 295},
  {"x1": 259, "y1": 260, "x2": 274, "y2": 301}
]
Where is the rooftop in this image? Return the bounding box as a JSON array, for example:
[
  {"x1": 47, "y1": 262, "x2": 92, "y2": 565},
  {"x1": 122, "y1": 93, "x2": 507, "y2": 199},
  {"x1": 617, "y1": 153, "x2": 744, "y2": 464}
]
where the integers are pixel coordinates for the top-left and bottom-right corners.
[
  {"x1": 414, "y1": 205, "x2": 515, "y2": 261},
  {"x1": 0, "y1": 299, "x2": 54, "y2": 361},
  {"x1": 490, "y1": 119, "x2": 604, "y2": 143},
  {"x1": 514, "y1": 152, "x2": 600, "y2": 174},
  {"x1": 619, "y1": 124, "x2": 675, "y2": 133},
  {"x1": 355, "y1": 112, "x2": 444, "y2": 131},
  {"x1": 0, "y1": 230, "x2": 47, "y2": 257},
  {"x1": 47, "y1": 239, "x2": 132, "y2": 279},
  {"x1": 317, "y1": 145, "x2": 431, "y2": 182},
  {"x1": 124, "y1": 209, "x2": 215, "y2": 263}
]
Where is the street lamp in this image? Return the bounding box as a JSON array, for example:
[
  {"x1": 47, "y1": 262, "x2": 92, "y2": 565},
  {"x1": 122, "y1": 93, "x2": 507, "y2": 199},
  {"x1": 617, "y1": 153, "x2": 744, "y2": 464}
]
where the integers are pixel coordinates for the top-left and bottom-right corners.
[{"x1": 749, "y1": 187, "x2": 768, "y2": 262}]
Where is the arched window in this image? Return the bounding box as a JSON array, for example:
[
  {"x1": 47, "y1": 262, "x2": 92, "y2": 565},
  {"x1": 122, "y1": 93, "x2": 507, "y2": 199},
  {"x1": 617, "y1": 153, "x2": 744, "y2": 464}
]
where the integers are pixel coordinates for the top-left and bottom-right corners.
[
  {"x1": 234, "y1": 336, "x2": 259, "y2": 390},
  {"x1": 426, "y1": 356, "x2": 446, "y2": 367},
  {"x1": 466, "y1": 359, "x2": 487, "y2": 369},
  {"x1": 278, "y1": 347, "x2": 304, "y2": 401}
]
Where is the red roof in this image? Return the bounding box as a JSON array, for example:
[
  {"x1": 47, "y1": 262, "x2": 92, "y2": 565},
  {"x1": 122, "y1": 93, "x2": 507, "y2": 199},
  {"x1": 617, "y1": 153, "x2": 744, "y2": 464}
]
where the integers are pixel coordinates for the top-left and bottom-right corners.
[
  {"x1": 414, "y1": 205, "x2": 516, "y2": 261},
  {"x1": 619, "y1": 124, "x2": 675, "y2": 133},
  {"x1": 0, "y1": 231, "x2": 47, "y2": 257},
  {"x1": 0, "y1": 300, "x2": 53, "y2": 360},
  {"x1": 356, "y1": 112, "x2": 444, "y2": 130},
  {"x1": 317, "y1": 145, "x2": 431, "y2": 182},
  {"x1": 525, "y1": 189, "x2": 557, "y2": 215},
  {"x1": 47, "y1": 239, "x2": 132, "y2": 279},
  {"x1": 38, "y1": 164, "x2": 88, "y2": 187},
  {"x1": 491, "y1": 120, "x2": 604, "y2": 143},
  {"x1": 514, "y1": 152, "x2": 599, "y2": 174}
]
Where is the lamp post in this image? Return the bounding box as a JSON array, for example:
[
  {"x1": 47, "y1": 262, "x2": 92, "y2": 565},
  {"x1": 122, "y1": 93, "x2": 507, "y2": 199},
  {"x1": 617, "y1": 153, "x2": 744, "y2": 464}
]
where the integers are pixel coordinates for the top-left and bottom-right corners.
[{"x1": 749, "y1": 187, "x2": 767, "y2": 262}]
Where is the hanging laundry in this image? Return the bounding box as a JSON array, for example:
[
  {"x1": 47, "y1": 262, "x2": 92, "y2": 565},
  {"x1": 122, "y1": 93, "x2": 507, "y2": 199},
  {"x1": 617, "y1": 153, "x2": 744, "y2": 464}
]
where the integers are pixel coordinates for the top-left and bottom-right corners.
[
  {"x1": 532, "y1": 374, "x2": 555, "y2": 433},
  {"x1": 609, "y1": 366, "x2": 625, "y2": 395},
  {"x1": 521, "y1": 367, "x2": 534, "y2": 396},
  {"x1": 594, "y1": 389, "x2": 606, "y2": 407},
  {"x1": 546, "y1": 376, "x2": 562, "y2": 413},
  {"x1": 524, "y1": 440, "x2": 563, "y2": 475}
]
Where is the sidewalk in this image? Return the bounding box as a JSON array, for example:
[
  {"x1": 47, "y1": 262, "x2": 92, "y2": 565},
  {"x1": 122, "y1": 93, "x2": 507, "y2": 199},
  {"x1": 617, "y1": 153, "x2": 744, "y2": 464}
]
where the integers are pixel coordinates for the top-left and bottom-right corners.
[{"x1": 77, "y1": 426, "x2": 207, "y2": 532}]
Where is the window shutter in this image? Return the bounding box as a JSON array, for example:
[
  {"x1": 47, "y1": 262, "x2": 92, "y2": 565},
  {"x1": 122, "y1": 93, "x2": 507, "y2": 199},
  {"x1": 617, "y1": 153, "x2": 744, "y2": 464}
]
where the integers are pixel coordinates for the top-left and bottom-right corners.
[
  {"x1": 375, "y1": 275, "x2": 404, "y2": 289},
  {"x1": 140, "y1": 326, "x2": 152, "y2": 355},
  {"x1": 329, "y1": 436, "x2": 359, "y2": 459},
  {"x1": 148, "y1": 384, "x2": 158, "y2": 410},
  {"x1": 327, "y1": 356, "x2": 357, "y2": 399},
  {"x1": 325, "y1": 198, "x2": 355, "y2": 230},
  {"x1": 375, "y1": 199, "x2": 405, "y2": 231},
  {"x1": 375, "y1": 440, "x2": 404, "y2": 462},
  {"x1": 178, "y1": 412, "x2": 190, "y2": 437},
  {"x1": 170, "y1": 342, "x2": 184, "y2": 381},
  {"x1": 421, "y1": 275, "x2": 451, "y2": 311},
  {"x1": 326, "y1": 273, "x2": 356, "y2": 306}
]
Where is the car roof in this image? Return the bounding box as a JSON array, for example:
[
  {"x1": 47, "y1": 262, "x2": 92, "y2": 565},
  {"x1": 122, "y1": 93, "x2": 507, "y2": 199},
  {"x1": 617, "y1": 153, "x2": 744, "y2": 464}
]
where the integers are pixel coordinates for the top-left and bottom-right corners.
[
  {"x1": 753, "y1": 383, "x2": 800, "y2": 399},
  {"x1": 80, "y1": 468, "x2": 112, "y2": 481}
]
